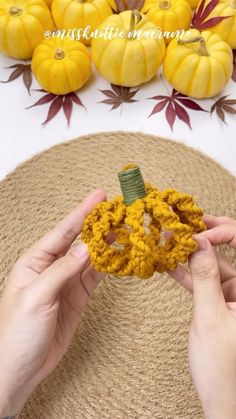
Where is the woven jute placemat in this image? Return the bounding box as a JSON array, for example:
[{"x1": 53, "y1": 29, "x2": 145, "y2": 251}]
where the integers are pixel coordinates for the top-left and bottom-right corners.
[{"x1": 0, "y1": 132, "x2": 235, "y2": 419}]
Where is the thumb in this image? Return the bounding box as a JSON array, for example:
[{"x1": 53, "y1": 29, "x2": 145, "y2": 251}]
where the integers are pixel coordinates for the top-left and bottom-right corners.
[
  {"x1": 30, "y1": 243, "x2": 90, "y2": 304},
  {"x1": 190, "y1": 236, "x2": 225, "y2": 315}
]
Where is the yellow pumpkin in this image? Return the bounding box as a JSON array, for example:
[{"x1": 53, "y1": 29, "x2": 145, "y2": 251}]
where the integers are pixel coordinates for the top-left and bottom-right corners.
[
  {"x1": 163, "y1": 29, "x2": 233, "y2": 98},
  {"x1": 31, "y1": 38, "x2": 91, "y2": 95},
  {"x1": 0, "y1": 0, "x2": 54, "y2": 59},
  {"x1": 198, "y1": 0, "x2": 236, "y2": 49},
  {"x1": 142, "y1": 0, "x2": 192, "y2": 43},
  {"x1": 51, "y1": 0, "x2": 114, "y2": 46},
  {"x1": 92, "y1": 10, "x2": 166, "y2": 87}
]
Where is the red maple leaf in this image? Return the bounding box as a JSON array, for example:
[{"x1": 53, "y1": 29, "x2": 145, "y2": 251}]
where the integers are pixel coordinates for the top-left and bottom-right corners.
[
  {"x1": 98, "y1": 84, "x2": 139, "y2": 111},
  {"x1": 191, "y1": 0, "x2": 232, "y2": 30},
  {"x1": 0, "y1": 63, "x2": 32, "y2": 94},
  {"x1": 26, "y1": 90, "x2": 85, "y2": 125},
  {"x1": 148, "y1": 89, "x2": 207, "y2": 130},
  {"x1": 211, "y1": 95, "x2": 236, "y2": 123}
]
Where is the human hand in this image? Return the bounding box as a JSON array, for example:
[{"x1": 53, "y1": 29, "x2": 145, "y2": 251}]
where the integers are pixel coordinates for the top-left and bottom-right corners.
[
  {"x1": 0, "y1": 189, "x2": 106, "y2": 418},
  {"x1": 169, "y1": 215, "x2": 236, "y2": 419}
]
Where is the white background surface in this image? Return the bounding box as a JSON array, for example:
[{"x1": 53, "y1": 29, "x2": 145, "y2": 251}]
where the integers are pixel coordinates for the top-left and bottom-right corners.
[{"x1": 0, "y1": 53, "x2": 235, "y2": 180}]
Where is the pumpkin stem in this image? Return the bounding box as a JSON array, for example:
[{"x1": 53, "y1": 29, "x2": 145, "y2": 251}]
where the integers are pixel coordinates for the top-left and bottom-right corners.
[
  {"x1": 159, "y1": 0, "x2": 171, "y2": 9},
  {"x1": 9, "y1": 6, "x2": 23, "y2": 16},
  {"x1": 55, "y1": 48, "x2": 65, "y2": 60},
  {"x1": 178, "y1": 36, "x2": 209, "y2": 56},
  {"x1": 118, "y1": 165, "x2": 146, "y2": 206},
  {"x1": 126, "y1": 10, "x2": 142, "y2": 39}
]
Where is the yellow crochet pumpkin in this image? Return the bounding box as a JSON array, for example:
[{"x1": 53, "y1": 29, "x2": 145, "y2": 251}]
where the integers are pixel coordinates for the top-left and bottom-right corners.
[
  {"x1": 163, "y1": 29, "x2": 233, "y2": 98},
  {"x1": 142, "y1": 0, "x2": 192, "y2": 43},
  {"x1": 82, "y1": 165, "x2": 206, "y2": 279},
  {"x1": 31, "y1": 38, "x2": 91, "y2": 95},
  {"x1": 199, "y1": 0, "x2": 236, "y2": 49},
  {"x1": 0, "y1": 0, "x2": 54, "y2": 59},
  {"x1": 92, "y1": 10, "x2": 166, "y2": 87},
  {"x1": 51, "y1": 0, "x2": 114, "y2": 46}
]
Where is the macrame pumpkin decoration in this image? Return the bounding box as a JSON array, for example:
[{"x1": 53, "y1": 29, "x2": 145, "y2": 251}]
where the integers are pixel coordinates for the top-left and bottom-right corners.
[{"x1": 82, "y1": 165, "x2": 206, "y2": 279}]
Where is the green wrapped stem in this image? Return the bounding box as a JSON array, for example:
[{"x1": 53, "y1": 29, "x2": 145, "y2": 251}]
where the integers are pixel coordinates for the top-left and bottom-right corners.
[{"x1": 118, "y1": 165, "x2": 146, "y2": 206}]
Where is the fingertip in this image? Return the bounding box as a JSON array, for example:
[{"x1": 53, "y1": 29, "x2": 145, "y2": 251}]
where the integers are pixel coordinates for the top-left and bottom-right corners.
[
  {"x1": 91, "y1": 188, "x2": 107, "y2": 202},
  {"x1": 70, "y1": 242, "x2": 89, "y2": 260},
  {"x1": 202, "y1": 214, "x2": 218, "y2": 229},
  {"x1": 203, "y1": 214, "x2": 216, "y2": 221},
  {"x1": 193, "y1": 235, "x2": 210, "y2": 251}
]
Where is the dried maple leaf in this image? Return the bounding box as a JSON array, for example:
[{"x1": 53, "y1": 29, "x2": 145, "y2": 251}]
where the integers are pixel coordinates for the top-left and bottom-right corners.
[
  {"x1": 0, "y1": 63, "x2": 32, "y2": 94},
  {"x1": 211, "y1": 95, "x2": 236, "y2": 123},
  {"x1": 98, "y1": 84, "x2": 139, "y2": 111},
  {"x1": 233, "y1": 50, "x2": 236, "y2": 82},
  {"x1": 26, "y1": 90, "x2": 85, "y2": 125},
  {"x1": 149, "y1": 89, "x2": 207, "y2": 130},
  {"x1": 112, "y1": 0, "x2": 145, "y2": 13},
  {"x1": 191, "y1": 0, "x2": 231, "y2": 30}
]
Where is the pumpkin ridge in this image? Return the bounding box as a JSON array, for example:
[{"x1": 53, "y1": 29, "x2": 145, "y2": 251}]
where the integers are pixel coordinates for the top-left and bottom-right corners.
[
  {"x1": 211, "y1": 54, "x2": 229, "y2": 85},
  {"x1": 4, "y1": 15, "x2": 10, "y2": 54},
  {"x1": 204, "y1": 57, "x2": 211, "y2": 97},
  {"x1": 118, "y1": 39, "x2": 129, "y2": 86},
  {"x1": 95, "y1": 38, "x2": 117, "y2": 71},
  {"x1": 19, "y1": 15, "x2": 34, "y2": 52},
  {"x1": 186, "y1": 57, "x2": 201, "y2": 97},
  {"x1": 62, "y1": 58, "x2": 73, "y2": 92},
  {"x1": 139, "y1": 40, "x2": 147, "y2": 81},
  {"x1": 91, "y1": 0, "x2": 103, "y2": 24}
]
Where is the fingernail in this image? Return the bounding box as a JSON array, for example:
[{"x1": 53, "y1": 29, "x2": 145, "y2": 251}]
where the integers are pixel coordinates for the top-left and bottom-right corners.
[
  {"x1": 71, "y1": 242, "x2": 89, "y2": 259},
  {"x1": 194, "y1": 236, "x2": 209, "y2": 251}
]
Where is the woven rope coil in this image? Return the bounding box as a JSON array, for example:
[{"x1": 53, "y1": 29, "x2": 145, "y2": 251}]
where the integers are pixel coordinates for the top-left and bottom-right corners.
[{"x1": 0, "y1": 132, "x2": 235, "y2": 419}]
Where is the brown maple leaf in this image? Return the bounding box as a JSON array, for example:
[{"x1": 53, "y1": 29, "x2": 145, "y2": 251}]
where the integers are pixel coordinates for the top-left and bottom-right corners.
[
  {"x1": 0, "y1": 63, "x2": 32, "y2": 95},
  {"x1": 192, "y1": 0, "x2": 231, "y2": 30},
  {"x1": 233, "y1": 50, "x2": 236, "y2": 82},
  {"x1": 211, "y1": 95, "x2": 236, "y2": 123},
  {"x1": 149, "y1": 89, "x2": 207, "y2": 130},
  {"x1": 112, "y1": 0, "x2": 145, "y2": 13},
  {"x1": 26, "y1": 89, "x2": 85, "y2": 125},
  {"x1": 98, "y1": 84, "x2": 139, "y2": 111}
]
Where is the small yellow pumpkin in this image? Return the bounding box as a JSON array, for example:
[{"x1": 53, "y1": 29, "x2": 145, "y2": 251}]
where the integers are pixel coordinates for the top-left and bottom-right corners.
[
  {"x1": 163, "y1": 29, "x2": 233, "y2": 98},
  {"x1": 199, "y1": 0, "x2": 236, "y2": 49},
  {"x1": 92, "y1": 10, "x2": 166, "y2": 87},
  {"x1": 0, "y1": 0, "x2": 54, "y2": 59},
  {"x1": 142, "y1": 0, "x2": 192, "y2": 43},
  {"x1": 31, "y1": 38, "x2": 91, "y2": 95},
  {"x1": 51, "y1": 0, "x2": 114, "y2": 46}
]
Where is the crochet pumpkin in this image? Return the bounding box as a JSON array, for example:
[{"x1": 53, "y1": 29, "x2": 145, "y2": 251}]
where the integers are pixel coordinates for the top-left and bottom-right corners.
[{"x1": 81, "y1": 165, "x2": 206, "y2": 279}]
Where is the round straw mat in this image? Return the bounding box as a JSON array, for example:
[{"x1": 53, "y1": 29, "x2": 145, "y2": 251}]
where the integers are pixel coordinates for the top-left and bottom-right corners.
[{"x1": 0, "y1": 132, "x2": 235, "y2": 419}]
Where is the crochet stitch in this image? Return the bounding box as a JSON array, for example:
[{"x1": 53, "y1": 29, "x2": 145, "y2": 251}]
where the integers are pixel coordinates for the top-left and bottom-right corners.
[{"x1": 81, "y1": 165, "x2": 206, "y2": 279}]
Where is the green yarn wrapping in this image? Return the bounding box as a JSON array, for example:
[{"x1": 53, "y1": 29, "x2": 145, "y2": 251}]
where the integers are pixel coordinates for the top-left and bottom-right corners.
[{"x1": 118, "y1": 165, "x2": 146, "y2": 206}]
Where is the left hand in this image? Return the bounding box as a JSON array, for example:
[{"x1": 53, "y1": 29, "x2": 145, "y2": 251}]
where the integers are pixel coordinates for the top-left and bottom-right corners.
[{"x1": 0, "y1": 189, "x2": 106, "y2": 417}]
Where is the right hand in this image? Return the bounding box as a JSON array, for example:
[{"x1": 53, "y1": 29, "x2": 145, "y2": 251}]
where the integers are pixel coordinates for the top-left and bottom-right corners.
[{"x1": 169, "y1": 215, "x2": 236, "y2": 419}]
